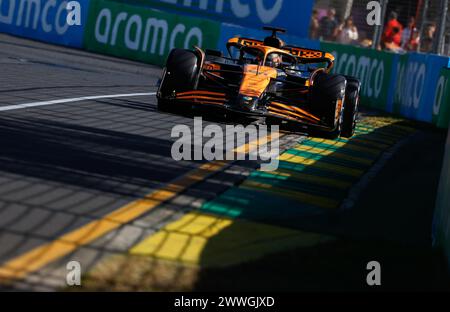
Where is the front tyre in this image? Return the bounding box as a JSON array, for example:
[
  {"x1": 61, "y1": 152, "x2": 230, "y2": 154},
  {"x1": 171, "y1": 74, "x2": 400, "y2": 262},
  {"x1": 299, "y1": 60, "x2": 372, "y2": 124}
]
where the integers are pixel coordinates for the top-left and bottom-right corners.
[
  {"x1": 157, "y1": 49, "x2": 199, "y2": 112},
  {"x1": 323, "y1": 103, "x2": 344, "y2": 140},
  {"x1": 311, "y1": 73, "x2": 347, "y2": 139},
  {"x1": 341, "y1": 77, "x2": 361, "y2": 138}
]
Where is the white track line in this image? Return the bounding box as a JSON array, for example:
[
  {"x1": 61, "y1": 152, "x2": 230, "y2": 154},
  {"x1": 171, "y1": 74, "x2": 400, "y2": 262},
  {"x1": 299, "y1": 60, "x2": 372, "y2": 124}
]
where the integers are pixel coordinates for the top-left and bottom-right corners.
[{"x1": 0, "y1": 92, "x2": 156, "y2": 112}]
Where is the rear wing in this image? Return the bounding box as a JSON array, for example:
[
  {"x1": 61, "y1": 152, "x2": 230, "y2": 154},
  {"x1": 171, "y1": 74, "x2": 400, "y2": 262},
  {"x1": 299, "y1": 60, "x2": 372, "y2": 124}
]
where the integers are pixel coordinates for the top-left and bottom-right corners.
[{"x1": 226, "y1": 37, "x2": 334, "y2": 69}]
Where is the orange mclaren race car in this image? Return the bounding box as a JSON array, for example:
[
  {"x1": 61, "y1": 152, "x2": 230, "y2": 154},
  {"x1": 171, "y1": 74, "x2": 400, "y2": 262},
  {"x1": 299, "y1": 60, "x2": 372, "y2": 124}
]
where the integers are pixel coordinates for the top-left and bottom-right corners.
[{"x1": 157, "y1": 27, "x2": 361, "y2": 138}]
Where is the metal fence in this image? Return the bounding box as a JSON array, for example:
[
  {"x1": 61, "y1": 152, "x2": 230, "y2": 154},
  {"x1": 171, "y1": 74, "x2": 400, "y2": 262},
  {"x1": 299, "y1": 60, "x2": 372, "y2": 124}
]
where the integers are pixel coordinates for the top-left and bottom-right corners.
[{"x1": 310, "y1": 0, "x2": 450, "y2": 55}]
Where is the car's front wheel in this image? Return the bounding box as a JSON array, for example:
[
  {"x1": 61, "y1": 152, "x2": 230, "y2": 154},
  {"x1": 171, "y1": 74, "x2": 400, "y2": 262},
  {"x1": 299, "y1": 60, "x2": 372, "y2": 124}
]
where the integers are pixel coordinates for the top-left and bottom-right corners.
[
  {"x1": 157, "y1": 49, "x2": 199, "y2": 112},
  {"x1": 341, "y1": 77, "x2": 361, "y2": 138},
  {"x1": 311, "y1": 73, "x2": 347, "y2": 139}
]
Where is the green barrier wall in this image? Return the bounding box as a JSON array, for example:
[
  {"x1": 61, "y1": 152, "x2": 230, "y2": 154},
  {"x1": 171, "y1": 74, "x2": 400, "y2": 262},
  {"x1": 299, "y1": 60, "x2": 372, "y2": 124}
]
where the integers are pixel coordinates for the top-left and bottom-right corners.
[
  {"x1": 84, "y1": 0, "x2": 221, "y2": 66},
  {"x1": 320, "y1": 42, "x2": 396, "y2": 111},
  {"x1": 433, "y1": 69, "x2": 450, "y2": 129}
]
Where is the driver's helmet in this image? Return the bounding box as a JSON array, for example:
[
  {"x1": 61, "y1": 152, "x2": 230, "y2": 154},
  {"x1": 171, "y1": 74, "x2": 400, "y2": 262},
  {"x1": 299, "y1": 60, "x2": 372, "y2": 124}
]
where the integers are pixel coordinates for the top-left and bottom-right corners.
[{"x1": 266, "y1": 53, "x2": 282, "y2": 68}]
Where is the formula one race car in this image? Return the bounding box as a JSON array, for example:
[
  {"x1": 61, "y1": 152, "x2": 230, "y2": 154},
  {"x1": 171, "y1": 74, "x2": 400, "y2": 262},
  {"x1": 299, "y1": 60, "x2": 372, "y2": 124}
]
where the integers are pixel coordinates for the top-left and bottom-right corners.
[{"x1": 157, "y1": 27, "x2": 361, "y2": 138}]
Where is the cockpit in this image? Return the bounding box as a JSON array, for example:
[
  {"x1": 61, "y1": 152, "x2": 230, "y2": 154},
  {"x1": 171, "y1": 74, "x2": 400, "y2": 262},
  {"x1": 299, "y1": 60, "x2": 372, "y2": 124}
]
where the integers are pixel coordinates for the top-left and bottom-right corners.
[{"x1": 238, "y1": 47, "x2": 296, "y2": 68}]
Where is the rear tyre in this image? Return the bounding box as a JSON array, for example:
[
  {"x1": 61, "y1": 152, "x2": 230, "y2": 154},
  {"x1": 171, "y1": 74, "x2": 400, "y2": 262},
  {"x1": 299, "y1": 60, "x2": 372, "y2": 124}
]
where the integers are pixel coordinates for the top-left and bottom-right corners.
[
  {"x1": 341, "y1": 77, "x2": 361, "y2": 138},
  {"x1": 157, "y1": 49, "x2": 199, "y2": 112}
]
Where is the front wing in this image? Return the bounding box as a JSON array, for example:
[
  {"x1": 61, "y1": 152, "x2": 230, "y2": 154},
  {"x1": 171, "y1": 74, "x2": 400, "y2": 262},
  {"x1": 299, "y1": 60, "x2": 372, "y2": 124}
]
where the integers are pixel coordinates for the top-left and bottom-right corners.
[{"x1": 163, "y1": 90, "x2": 335, "y2": 132}]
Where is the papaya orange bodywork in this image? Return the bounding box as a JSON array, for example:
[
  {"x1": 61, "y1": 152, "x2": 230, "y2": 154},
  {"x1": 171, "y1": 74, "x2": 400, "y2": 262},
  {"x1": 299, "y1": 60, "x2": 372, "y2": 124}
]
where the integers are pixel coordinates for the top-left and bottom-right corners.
[{"x1": 239, "y1": 65, "x2": 277, "y2": 98}]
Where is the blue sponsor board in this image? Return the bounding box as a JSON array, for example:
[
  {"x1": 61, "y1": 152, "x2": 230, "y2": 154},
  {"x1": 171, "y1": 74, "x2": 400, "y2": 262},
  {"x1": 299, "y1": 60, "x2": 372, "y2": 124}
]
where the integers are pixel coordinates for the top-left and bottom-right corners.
[
  {"x1": 394, "y1": 52, "x2": 450, "y2": 122},
  {"x1": 385, "y1": 53, "x2": 401, "y2": 113},
  {"x1": 218, "y1": 23, "x2": 320, "y2": 57},
  {"x1": 135, "y1": 0, "x2": 314, "y2": 38},
  {"x1": 418, "y1": 54, "x2": 450, "y2": 122},
  {"x1": 0, "y1": 0, "x2": 90, "y2": 48}
]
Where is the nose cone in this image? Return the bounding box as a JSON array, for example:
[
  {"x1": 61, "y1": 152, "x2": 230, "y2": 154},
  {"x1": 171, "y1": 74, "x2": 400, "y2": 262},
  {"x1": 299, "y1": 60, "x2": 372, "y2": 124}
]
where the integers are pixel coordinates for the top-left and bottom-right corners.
[{"x1": 239, "y1": 65, "x2": 277, "y2": 98}]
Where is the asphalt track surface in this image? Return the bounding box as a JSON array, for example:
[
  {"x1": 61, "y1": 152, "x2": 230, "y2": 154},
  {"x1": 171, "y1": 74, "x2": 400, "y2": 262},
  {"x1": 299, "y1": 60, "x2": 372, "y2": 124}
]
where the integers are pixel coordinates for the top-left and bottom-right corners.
[
  {"x1": 0, "y1": 34, "x2": 448, "y2": 291},
  {"x1": 0, "y1": 34, "x2": 303, "y2": 288}
]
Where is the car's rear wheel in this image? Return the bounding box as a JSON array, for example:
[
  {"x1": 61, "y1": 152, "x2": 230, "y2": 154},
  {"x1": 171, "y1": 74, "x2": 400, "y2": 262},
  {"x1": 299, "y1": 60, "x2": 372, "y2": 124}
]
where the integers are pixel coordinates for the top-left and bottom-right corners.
[
  {"x1": 157, "y1": 49, "x2": 199, "y2": 112},
  {"x1": 341, "y1": 77, "x2": 361, "y2": 138}
]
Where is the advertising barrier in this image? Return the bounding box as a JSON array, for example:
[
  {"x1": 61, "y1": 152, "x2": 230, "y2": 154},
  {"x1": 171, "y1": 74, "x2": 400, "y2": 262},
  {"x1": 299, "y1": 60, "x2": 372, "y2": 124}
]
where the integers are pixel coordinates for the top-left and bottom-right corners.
[
  {"x1": 0, "y1": 0, "x2": 90, "y2": 48},
  {"x1": 110, "y1": 0, "x2": 314, "y2": 38},
  {"x1": 393, "y1": 53, "x2": 450, "y2": 123},
  {"x1": 83, "y1": 0, "x2": 221, "y2": 66},
  {"x1": 433, "y1": 124, "x2": 450, "y2": 270}
]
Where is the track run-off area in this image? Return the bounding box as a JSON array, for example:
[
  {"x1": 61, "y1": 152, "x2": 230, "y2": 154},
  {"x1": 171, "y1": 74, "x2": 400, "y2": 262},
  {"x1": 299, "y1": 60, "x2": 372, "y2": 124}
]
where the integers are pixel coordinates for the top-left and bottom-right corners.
[{"x1": 0, "y1": 34, "x2": 447, "y2": 291}]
